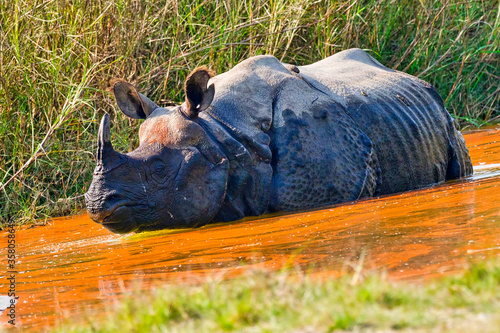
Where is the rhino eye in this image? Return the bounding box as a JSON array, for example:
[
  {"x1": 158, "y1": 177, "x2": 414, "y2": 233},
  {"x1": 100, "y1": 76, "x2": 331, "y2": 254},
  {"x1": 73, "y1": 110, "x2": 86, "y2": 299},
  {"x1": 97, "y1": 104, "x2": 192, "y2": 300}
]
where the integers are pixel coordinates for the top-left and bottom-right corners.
[
  {"x1": 155, "y1": 163, "x2": 165, "y2": 175},
  {"x1": 150, "y1": 161, "x2": 168, "y2": 184}
]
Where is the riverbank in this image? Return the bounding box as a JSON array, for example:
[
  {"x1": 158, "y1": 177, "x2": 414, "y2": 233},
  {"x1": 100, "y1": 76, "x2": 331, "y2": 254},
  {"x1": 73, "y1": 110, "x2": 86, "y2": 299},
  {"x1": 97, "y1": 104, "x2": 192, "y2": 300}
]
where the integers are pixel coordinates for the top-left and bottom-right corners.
[
  {"x1": 1, "y1": 0, "x2": 498, "y2": 226},
  {"x1": 52, "y1": 259, "x2": 500, "y2": 332}
]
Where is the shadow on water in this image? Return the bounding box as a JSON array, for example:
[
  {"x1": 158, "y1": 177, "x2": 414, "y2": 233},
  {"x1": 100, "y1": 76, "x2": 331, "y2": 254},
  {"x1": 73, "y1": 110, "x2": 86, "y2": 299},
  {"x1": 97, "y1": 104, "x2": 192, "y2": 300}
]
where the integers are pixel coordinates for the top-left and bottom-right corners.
[{"x1": 1, "y1": 126, "x2": 500, "y2": 329}]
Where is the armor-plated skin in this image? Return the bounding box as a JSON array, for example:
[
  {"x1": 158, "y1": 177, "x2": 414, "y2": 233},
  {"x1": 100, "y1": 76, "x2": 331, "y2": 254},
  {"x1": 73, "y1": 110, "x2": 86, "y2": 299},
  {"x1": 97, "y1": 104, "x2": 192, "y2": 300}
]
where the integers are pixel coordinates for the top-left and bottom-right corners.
[{"x1": 85, "y1": 48, "x2": 473, "y2": 233}]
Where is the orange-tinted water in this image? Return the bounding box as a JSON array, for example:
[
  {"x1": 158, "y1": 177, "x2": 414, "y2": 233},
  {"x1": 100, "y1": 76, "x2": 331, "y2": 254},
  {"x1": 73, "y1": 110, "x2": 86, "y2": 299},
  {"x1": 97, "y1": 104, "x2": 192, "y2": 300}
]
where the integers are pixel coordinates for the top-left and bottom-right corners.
[{"x1": 2, "y1": 127, "x2": 500, "y2": 330}]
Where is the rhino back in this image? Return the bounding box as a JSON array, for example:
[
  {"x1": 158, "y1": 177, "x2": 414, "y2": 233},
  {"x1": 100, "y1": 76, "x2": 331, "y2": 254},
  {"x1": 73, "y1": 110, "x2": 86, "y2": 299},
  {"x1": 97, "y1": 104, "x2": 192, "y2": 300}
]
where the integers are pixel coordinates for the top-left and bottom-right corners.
[
  {"x1": 269, "y1": 77, "x2": 380, "y2": 211},
  {"x1": 204, "y1": 55, "x2": 380, "y2": 215},
  {"x1": 297, "y1": 48, "x2": 472, "y2": 194}
]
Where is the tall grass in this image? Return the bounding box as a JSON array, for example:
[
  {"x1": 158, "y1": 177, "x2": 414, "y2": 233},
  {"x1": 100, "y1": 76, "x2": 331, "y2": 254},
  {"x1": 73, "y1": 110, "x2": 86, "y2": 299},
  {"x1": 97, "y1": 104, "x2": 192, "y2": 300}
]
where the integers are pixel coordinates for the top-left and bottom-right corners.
[{"x1": 0, "y1": 0, "x2": 499, "y2": 225}]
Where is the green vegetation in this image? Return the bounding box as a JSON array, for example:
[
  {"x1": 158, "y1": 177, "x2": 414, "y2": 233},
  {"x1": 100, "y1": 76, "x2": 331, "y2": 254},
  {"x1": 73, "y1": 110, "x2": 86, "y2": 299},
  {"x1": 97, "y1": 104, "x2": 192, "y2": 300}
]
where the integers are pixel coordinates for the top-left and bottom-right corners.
[
  {"x1": 54, "y1": 260, "x2": 500, "y2": 332},
  {"x1": 1, "y1": 0, "x2": 499, "y2": 225}
]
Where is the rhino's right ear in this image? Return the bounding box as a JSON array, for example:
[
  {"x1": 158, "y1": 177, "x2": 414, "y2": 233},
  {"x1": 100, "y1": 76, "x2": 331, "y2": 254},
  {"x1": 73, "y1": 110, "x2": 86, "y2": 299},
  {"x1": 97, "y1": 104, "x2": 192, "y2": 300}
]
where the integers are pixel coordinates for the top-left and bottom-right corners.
[
  {"x1": 183, "y1": 66, "x2": 215, "y2": 119},
  {"x1": 110, "y1": 79, "x2": 158, "y2": 119}
]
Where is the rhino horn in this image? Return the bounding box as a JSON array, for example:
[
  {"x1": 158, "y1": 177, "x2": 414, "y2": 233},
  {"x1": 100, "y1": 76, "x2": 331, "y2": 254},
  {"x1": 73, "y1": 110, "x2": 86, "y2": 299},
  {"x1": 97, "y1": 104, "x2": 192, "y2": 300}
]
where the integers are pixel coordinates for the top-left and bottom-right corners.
[{"x1": 95, "y1": 113, "x2": 125, "y2": 173}]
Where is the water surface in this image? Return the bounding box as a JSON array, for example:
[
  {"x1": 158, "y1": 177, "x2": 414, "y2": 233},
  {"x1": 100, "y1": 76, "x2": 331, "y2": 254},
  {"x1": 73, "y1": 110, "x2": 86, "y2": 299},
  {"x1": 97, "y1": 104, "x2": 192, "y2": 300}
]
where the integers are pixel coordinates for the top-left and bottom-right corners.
[{"x1": 2, "y1": 127, "x2": 500, "y2": 330}]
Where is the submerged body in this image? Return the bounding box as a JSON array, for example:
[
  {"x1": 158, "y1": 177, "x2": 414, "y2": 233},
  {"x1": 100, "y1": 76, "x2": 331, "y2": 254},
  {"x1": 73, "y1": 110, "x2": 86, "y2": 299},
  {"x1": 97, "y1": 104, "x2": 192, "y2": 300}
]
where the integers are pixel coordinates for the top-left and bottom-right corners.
[{"x1": 85, "y1": 48, "x2": 472, "y2": 233}]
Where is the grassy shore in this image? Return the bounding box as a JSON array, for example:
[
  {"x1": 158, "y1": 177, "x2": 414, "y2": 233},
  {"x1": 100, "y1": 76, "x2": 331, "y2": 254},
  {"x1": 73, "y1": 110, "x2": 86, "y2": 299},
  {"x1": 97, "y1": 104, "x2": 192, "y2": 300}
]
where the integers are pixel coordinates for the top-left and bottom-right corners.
[
  {"x1": 1, "y1": 0, "x2": 499, "y2": 225},
  {"x1": 52, "y1": 260, "x2": 500, "y2": 332}
]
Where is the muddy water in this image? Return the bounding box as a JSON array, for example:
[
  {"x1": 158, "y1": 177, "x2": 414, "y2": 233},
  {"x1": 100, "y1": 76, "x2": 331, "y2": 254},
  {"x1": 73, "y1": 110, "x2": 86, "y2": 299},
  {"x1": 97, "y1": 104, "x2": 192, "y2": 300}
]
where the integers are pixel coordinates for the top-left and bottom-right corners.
[{"x1": 2, "y1": 127, "x2": 500, "y2": 330}]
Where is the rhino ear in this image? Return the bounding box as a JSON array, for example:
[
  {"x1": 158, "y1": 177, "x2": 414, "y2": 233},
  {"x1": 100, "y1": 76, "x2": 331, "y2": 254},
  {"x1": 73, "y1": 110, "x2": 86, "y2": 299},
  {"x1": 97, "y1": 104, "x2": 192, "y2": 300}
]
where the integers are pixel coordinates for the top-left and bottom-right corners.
[
  {"x1": 183, "y1": 66, "x2": 215, "y2": 119},
  {"x1": 111, "y1": 79, "x2": 158, "y2": 119}
]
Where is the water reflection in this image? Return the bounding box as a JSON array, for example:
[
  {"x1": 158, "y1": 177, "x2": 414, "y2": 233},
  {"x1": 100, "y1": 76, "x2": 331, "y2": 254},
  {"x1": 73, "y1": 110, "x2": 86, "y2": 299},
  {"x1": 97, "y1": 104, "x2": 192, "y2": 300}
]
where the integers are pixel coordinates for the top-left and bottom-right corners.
[{"x1": 1, "y1": 127, "x2": 500, "y2": 330}]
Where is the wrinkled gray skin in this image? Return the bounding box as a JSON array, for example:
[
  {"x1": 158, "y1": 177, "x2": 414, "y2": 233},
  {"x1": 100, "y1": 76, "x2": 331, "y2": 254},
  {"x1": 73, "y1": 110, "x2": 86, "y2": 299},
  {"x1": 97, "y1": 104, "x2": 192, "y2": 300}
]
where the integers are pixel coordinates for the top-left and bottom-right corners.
[{"x1": 85, "y1": 48, "x2": 473, "y2": 234}]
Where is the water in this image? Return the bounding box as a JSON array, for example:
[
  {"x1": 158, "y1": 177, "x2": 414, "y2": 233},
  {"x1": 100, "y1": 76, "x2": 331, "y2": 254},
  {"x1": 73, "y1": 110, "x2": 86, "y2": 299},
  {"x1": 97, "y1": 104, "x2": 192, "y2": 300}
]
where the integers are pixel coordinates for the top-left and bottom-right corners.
[{"x1": 2, "y1": 127, "x2": 500, "y2": 330}]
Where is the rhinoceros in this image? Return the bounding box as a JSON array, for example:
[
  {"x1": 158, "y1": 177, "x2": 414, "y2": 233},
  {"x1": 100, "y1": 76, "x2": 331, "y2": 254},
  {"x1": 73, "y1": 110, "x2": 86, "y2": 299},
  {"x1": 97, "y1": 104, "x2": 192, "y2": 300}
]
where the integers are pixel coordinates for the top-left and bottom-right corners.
[{"x1": 85, "y1": 48, "x2": 473, "y2": 233}]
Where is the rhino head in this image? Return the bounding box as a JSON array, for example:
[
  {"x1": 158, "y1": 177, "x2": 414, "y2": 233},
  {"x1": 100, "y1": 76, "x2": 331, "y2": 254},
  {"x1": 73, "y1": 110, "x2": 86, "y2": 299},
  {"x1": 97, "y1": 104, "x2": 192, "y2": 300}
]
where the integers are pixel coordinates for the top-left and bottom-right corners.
[{"x1": 85, "y1": 68, "x2": 229, "y2": 233}]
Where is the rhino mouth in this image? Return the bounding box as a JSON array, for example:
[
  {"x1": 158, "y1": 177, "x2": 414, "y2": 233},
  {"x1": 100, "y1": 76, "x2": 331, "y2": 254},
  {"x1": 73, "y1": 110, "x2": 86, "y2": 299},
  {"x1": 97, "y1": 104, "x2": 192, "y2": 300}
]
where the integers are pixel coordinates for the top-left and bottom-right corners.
[
  {"x1": 100, "y1": 204, "x2": 152, "y2": 234},
  {"x1": 102, "y1": 204, "x2": 147, "y2": 225}
]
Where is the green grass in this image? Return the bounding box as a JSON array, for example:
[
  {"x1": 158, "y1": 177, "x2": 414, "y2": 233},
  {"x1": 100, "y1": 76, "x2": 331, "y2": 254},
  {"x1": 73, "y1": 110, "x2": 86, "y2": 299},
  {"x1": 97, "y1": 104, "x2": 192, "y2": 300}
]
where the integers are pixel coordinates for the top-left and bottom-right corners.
[
  {"x1": 0, "y1": 0, "x2": 499, "y2": 225},
  {"x1": 53, "y1": 260, "x2": 500, "y2": 332}
]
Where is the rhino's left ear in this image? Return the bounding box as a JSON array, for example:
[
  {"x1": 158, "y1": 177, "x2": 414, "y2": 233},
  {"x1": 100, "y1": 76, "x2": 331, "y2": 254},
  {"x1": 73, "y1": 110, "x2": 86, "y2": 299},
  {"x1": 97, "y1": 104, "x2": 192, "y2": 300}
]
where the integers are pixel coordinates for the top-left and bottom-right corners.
[
  {"x1": 111, "y1": 79, "x2": 158, "y2": 119},
  {"x1": 183, "y1": 66, "x2": 215, "y2": 119}
]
